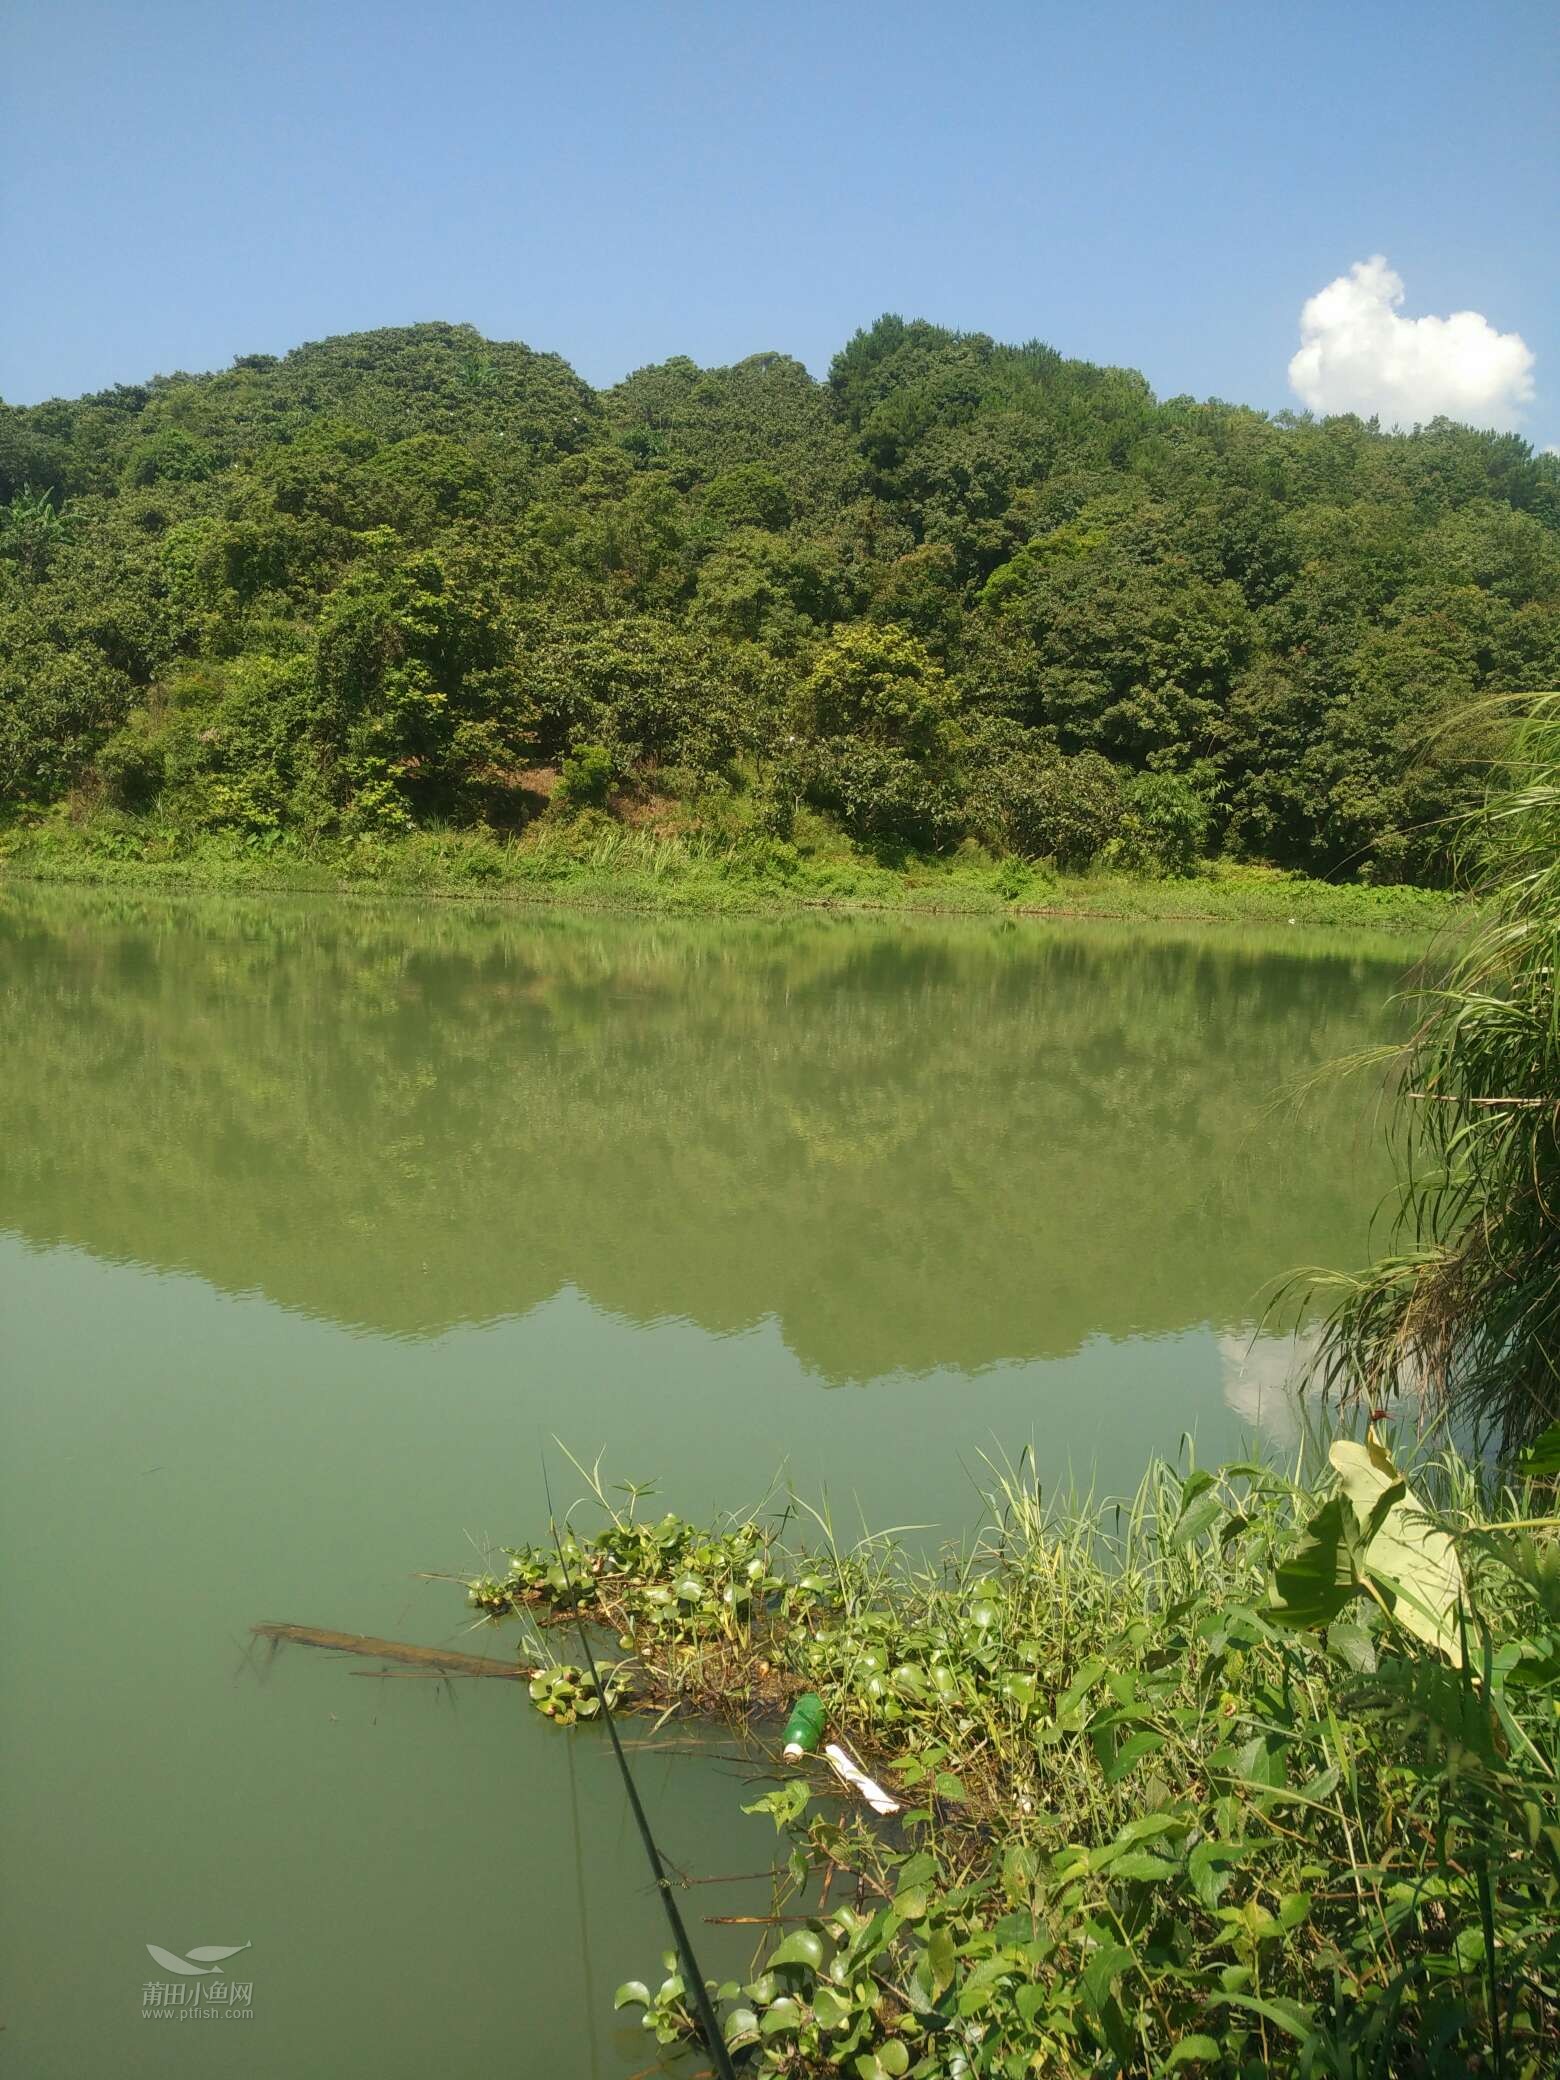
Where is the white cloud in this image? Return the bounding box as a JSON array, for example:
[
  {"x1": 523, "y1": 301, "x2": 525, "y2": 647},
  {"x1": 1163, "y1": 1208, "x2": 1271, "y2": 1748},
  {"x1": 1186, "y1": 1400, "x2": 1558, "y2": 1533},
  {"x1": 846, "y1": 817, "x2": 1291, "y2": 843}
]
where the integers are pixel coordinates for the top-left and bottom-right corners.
[{"x1": 1288, "y1": 256, "x2": 1535, "y2": 430}]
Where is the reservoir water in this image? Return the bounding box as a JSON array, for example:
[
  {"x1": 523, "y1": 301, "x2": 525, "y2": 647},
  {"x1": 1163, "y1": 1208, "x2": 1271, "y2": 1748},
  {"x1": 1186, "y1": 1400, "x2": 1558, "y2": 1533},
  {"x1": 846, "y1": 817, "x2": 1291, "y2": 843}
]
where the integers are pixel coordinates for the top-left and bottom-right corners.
[{"x1": 0, "y1": 885, "x2": 1419, "y2": 2075}]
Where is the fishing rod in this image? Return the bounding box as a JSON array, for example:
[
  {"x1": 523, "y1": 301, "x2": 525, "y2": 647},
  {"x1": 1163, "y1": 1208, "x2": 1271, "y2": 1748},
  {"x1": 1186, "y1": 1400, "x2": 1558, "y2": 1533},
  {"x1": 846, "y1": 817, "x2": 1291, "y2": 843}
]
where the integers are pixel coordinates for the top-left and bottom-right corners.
[{"x1": 541, "y1": 1456, "x2": 739, "y2": 2080}]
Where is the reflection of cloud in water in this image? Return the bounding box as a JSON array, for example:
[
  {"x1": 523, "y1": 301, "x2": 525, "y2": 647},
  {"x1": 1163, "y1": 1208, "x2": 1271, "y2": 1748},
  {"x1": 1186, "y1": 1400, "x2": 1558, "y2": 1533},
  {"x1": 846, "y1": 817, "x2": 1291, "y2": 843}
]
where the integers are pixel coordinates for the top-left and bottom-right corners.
[{"x1": 1219, "y1": 1328, "x2": 1323, "y2": 1453}]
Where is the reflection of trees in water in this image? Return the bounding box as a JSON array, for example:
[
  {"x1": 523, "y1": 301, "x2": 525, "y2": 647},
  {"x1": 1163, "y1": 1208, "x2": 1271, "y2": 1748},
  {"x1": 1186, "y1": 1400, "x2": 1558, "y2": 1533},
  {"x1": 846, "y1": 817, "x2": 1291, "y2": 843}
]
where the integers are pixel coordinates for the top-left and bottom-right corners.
[{"x1": 0, "y1": 888, "x2": 1412, "y2": 1382}]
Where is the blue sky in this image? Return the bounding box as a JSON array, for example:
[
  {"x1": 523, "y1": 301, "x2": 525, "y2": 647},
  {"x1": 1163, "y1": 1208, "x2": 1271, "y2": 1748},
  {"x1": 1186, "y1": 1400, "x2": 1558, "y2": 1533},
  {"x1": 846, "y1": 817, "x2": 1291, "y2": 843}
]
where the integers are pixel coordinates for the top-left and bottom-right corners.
[{"x1": 4, "y1": 0, "x2": 1556, "y2": 443}]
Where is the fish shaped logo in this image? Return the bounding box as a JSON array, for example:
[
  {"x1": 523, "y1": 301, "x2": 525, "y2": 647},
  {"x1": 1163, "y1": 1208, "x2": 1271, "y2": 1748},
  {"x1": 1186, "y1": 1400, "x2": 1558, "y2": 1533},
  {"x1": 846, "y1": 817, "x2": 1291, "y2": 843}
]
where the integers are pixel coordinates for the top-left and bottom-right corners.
[{"x1": 145, "y1": 1942, "x2": 251, "y2": 1977}]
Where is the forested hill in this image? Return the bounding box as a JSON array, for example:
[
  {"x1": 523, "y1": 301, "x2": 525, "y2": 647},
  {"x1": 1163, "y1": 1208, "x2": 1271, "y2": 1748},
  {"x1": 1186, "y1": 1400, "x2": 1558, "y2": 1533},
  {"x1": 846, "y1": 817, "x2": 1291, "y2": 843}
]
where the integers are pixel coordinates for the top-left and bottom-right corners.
[{"x1": 3, "y1": 317, "x2": 1558, "y2": 883}]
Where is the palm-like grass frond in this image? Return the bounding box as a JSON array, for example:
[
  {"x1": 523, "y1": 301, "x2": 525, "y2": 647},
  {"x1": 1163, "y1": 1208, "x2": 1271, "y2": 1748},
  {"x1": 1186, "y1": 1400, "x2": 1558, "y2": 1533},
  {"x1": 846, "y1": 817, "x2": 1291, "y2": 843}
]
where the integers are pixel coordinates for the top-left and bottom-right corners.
[{"x1": 1316, "y1": 695, "x2": 1560, "y2": 1450}]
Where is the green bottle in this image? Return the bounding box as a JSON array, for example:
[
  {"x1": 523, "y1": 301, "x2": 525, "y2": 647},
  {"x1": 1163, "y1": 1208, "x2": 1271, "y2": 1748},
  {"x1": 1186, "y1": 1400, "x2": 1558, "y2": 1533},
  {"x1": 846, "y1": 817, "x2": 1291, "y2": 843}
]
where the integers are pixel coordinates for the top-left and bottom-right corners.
[{"x1": 781, "y1": 1693, "x2": 826, "y2": 1757}]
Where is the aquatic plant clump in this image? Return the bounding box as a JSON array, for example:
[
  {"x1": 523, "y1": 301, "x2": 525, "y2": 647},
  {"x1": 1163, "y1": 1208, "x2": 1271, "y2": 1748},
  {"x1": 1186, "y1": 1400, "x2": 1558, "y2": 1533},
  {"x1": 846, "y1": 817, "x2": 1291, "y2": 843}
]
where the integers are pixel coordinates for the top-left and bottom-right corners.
[{"x1": 466, "y1": 1441, "x2": 1560, "y2": 2077}]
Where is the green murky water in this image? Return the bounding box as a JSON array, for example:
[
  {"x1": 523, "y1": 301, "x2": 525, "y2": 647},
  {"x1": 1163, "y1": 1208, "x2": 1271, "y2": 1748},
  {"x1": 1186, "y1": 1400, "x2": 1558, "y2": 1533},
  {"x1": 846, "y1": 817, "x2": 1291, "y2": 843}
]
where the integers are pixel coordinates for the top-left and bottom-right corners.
[{"x1": 0, "y1": 885, "x2": 1417, "y2": 2075}]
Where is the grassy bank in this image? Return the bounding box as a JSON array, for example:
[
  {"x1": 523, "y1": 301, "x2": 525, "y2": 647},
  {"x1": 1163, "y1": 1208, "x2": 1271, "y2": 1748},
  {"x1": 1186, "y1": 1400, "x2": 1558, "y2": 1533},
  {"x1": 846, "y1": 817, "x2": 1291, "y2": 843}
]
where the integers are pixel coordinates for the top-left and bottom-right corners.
[
  {"x1": 470, "y1": 1436, "x2": 1560, "y2": 2077},
  {"x1": 0, "y1": 817, "x2": 1455, "y2": 931}
]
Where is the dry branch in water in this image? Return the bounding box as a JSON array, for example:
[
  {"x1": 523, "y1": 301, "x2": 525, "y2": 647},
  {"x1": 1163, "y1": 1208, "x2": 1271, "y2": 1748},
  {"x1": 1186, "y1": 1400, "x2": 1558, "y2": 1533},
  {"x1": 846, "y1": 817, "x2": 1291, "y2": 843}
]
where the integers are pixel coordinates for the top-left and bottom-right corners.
[{"x1": 252, "y1": 1620, "x2": 535, "y2": 1680}]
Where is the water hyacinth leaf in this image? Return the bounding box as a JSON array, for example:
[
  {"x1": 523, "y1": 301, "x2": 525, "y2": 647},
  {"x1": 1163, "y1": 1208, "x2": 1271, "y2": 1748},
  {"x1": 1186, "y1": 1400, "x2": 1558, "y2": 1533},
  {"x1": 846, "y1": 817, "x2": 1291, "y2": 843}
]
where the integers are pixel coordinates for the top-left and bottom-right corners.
[
  {"x1": 813, "y1": 1985, "x2": 852, "y2": 2028},
  {"x1": 768, "y1": 1928, "x2": 825, "y2": 1970},
  {"x1": 1329, "y1": 1438, "x2": 1466, "y2": 1662},
  {"x1": 613, "y1": 1981, "x2": 650, "y2": 2009},
  {"x1": 722, "y1": 2005, "x2": 759, "y2": 2046},
  {"x1": 760, "y1": 1995, "x2": 802, "y2": 2033},
  {"x1": 875, "y1": 2042, "x2": 910, "y2": 2076},
  {"x1": 998, "y1": 1670, "x2": 1036, "y2": 1711}
]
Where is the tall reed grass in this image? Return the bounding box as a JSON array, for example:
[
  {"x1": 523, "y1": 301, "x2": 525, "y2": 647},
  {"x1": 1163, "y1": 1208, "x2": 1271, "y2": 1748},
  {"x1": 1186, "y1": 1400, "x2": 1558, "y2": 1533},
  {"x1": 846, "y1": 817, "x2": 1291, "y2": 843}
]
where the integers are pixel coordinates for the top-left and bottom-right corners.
[{"x1": 1314, "y1": 696, "x2": 1560, "y2": 1449}]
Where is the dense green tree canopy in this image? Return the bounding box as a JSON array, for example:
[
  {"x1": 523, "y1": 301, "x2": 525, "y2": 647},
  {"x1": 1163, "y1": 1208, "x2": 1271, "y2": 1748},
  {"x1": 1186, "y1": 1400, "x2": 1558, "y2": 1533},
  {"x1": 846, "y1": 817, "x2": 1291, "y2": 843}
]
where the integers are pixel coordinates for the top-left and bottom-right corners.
[{"x1": 4, "y1": 316, "x2": 1558, "y2": 879}]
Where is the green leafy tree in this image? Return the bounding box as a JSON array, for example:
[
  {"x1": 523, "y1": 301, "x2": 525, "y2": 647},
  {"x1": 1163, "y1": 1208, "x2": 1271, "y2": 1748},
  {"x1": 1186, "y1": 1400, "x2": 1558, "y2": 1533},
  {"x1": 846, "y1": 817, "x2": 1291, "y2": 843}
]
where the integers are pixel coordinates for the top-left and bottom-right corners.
[
  {"x1": 122, "y1": 428, "x2": 216, "y2": 488},
  {"x1": 794, "y1": 623, "x2": 963, "y2": 846},
  {"x1": 981, "y1": 518, "x2": 1251, "y2": 769},
  {"x1": 2, "y1": 317, "x2": 1557, "y2": 882}
]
